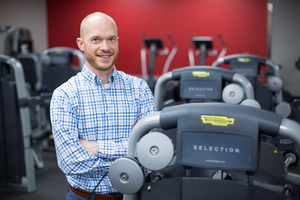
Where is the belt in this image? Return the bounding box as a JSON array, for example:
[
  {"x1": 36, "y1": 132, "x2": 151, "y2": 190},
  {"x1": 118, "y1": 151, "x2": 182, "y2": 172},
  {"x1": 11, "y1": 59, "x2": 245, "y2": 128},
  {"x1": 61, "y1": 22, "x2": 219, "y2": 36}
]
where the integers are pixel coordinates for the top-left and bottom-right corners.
[{"x1": 70, "y1": 185, "x2": 123, "y2": 200}]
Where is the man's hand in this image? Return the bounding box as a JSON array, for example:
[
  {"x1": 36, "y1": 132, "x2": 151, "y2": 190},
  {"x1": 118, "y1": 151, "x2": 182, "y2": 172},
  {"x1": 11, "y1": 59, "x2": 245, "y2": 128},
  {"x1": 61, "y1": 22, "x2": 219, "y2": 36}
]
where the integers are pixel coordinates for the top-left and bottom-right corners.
[{"x1": 79, "y1": 139, "x2": 98, "y2": 156}]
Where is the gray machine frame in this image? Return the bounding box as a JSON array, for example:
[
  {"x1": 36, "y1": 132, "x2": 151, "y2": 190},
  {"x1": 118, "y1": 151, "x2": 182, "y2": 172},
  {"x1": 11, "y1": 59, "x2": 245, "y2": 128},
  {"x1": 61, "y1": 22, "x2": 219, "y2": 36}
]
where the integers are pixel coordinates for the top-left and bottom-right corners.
[
  {"x1": 0, "y1": 54, "x2": 36, "y2": 192},
  {"x1": 40, "y1": 46, "x2": 85, "y2": 70},
  {"x1": 154, "y1": 66, "x2": 254, "y2": 111}
]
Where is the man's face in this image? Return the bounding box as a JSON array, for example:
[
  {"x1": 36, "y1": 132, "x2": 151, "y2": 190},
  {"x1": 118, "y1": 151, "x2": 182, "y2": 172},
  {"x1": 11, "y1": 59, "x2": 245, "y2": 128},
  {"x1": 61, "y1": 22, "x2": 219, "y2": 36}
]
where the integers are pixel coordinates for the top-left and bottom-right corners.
[{"x1": 78, "y1": 16, "x2": 119, "y2": 72}]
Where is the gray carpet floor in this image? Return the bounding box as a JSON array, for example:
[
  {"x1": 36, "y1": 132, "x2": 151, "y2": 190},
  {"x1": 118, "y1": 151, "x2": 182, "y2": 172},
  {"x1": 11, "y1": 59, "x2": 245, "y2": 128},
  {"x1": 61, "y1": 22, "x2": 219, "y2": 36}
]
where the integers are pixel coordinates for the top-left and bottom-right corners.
[{"x1": 0, "y1": 150, "x2": 68, "y2": 200}]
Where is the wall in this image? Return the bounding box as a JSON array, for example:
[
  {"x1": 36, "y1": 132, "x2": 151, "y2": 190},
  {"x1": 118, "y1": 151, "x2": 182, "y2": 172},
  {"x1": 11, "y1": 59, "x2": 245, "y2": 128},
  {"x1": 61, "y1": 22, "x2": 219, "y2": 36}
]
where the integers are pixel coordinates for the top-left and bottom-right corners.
[
  {"x1": 0, "y1": 0, "x2": 48, "y2": 53},
  {"x1": 46, "y1": 0, "x2": 268, "y2": 76},
  {"x1": 269, "y1": 0, "x2": 300, "y2": 97},
  {"x1": 1, "y1": 1, "x2": 298, "y2": 96}
]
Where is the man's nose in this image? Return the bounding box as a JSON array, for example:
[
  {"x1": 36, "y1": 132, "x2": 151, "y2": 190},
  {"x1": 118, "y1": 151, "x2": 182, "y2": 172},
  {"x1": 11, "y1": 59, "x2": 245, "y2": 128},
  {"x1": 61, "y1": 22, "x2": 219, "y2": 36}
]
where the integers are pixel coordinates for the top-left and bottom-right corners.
[{"x1": 100, "y1": 40, "x2": 110, "y2": 51}]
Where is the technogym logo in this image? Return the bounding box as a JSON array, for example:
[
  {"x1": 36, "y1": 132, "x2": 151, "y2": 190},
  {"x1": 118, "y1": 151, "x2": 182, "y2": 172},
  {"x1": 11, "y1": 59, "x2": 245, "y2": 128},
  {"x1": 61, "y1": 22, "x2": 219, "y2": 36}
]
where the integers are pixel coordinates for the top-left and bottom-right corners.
[
  {"x1": 201, "y1": 115, "x2": 234, "y2": 126},
  {"x1": 192, "y1": 71, "x2": 210, "y2": 77},
  {"x1": 237, "y1": 57, "x2": 251, "y2": 63},
  {"x1": 193, "y1": 145, "x2": 240, "y2": 154}
]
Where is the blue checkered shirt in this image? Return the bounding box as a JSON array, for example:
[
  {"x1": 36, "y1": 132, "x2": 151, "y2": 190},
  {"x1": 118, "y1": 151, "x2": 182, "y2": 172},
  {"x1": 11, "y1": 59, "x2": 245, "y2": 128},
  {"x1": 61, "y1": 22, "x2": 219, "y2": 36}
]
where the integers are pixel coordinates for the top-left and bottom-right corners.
[{"x1": 50, "y1": 65, "x2": 156, "y2": 194}]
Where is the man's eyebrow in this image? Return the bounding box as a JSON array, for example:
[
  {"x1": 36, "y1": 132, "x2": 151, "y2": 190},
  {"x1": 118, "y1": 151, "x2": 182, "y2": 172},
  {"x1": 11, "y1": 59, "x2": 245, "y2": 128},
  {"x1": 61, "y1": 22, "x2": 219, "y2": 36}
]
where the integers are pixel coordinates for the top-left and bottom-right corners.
[
  {"x1": 89, "y1": 35, "x2": 117, "y2": 39},
  {"x1": 89, "y1": 35, "x2": 99, "y2": 39}
]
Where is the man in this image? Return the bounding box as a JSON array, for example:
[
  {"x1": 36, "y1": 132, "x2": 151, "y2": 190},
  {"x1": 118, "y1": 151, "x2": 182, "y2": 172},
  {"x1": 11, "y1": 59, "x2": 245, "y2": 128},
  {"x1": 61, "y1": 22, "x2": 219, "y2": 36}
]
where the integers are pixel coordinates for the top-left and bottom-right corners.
[{"x1": 50, "y1": 12, "x2": 156, "y2": 200}]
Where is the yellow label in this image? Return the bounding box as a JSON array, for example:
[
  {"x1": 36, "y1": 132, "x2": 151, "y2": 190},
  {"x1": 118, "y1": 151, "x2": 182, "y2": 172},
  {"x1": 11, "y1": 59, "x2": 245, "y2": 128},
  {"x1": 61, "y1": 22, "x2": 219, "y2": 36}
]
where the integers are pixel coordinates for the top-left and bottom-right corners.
[
  {"x1": 192, "y1": 71, "x2": 210, "y2": 77},
  {"x1": 274, "y1": 150, "x2": 278, "y2": 153},
  {"x1": 55, "y1": 50, "x2": 64, "y2": 54},
  {"x1": 201, "y1": 115, "x2": 234, "y2": 126},
  {"x1": 237, "y1": 57, "x2": 251, "y2": 63}
]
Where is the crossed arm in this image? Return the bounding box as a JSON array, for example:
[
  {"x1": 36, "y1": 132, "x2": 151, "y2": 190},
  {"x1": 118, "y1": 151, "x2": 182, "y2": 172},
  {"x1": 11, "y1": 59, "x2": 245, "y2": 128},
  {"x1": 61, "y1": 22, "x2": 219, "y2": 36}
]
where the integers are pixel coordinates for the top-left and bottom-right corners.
[
  {"x1": 79, "y1": 119, "x2": 140, "y2": 156},
  {"x1": 79, "y1": 139, "x2": 98, "y2": 156}
]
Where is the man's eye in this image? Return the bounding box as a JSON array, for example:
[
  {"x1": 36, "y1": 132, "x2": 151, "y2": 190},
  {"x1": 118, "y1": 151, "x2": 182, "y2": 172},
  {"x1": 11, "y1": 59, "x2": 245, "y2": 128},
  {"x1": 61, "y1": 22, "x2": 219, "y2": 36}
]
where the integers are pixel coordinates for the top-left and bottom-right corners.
[
  {"x1": 109, "y1": 38, "x2": 116, "y2": 42},
  {"x1": 92, "y1": 38, "x2": 98, "y2": 42}
]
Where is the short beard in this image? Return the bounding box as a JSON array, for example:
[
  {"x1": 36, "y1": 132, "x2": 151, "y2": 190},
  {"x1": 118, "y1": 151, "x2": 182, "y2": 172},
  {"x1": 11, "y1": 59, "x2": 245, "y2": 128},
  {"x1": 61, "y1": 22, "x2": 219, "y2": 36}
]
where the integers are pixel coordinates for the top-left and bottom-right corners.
[{"x1": 85, "y1": 50, "x2": 119, "y2": 71}]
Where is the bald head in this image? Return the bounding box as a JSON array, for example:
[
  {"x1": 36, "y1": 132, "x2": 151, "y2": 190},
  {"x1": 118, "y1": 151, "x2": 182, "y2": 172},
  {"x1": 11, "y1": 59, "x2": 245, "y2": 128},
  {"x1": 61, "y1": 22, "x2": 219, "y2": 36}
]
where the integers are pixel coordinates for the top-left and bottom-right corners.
[{"x1": 80, "y1": 12, "x2": 118, "y2": 40}]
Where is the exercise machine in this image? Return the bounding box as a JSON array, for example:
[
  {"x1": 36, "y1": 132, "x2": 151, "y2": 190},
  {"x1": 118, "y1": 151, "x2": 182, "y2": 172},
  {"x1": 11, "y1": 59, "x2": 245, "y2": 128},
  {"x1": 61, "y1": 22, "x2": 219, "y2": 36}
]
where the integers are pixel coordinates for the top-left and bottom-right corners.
[
  {"x1": 108, "y1": 102, "x2": 300, "y2": 200},
  {"x1": 40, "y1": 47, "x2": 84, "y2": 92},
  {"x1": 155, "y1": 66, "x2": 256, "y2": 111},
  {"x1": 0, "y1": 26, "x2": 43, "y2": 95},
  {"x1": 154, "y1": 65, "x2": 299, "y2": 178},
  {"x1": 213, "y1": 55, "x2": 300, "y2": 160},
  {"x1": 152, "y1": 66, "x2": 275, "y2": 172},
  {"x1": 188, "y1": 34, "x2": 226, "y2": 66},
  {"x1": 0, "y1": 55, "x2": 51, "y2": 192},
  {"x1": 8, "y1": 27, "x2": 55, "y2": 159},
  {"x1": 0, "y1": 26, "x2": 39, "y2": 92},
  {"x1": 212, "y1": 54, "x2": 293, "y2": 117},
  {"x1": 140, "y1": 34, "x2": 177, "y2": 92},
  {"x1": 0, "y1": 25, "x2": 16, "y2": 55},
  {"x1": 11, "y1": 27, "x2": 34, "y2": 56}
]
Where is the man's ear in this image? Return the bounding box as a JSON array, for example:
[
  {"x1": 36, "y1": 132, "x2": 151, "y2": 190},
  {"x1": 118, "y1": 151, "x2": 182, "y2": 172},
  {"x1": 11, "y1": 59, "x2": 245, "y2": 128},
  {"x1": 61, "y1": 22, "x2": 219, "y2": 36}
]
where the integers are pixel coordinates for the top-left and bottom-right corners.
[{"x1": 76, "y1": 38, "x2": 84, "y2": 51}]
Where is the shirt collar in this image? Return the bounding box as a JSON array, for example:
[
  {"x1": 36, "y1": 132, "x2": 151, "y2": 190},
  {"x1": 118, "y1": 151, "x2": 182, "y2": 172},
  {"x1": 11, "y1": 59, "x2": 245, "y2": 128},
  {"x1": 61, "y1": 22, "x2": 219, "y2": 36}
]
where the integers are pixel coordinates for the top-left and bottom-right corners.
[{"x1": 82, "y1": 65, "x2": 118, "y2": 86}]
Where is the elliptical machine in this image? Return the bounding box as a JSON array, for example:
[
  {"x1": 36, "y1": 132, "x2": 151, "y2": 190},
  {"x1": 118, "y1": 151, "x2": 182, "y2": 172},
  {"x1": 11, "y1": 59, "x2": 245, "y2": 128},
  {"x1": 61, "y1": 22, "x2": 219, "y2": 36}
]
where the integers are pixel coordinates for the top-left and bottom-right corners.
[
  {"x1": 188, "y1": 33, "x2": 227, "y2": 66},
  {"x1": 140, "y1": 34, "x2": 177, "y2": 93}
]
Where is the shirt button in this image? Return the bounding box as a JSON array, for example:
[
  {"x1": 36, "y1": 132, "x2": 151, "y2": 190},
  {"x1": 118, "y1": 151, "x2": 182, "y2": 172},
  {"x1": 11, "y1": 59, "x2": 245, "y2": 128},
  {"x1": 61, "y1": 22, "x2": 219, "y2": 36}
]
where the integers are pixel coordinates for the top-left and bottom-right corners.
[{"x1": 106, "y1": 111, "x2": 109, "y2": 115}]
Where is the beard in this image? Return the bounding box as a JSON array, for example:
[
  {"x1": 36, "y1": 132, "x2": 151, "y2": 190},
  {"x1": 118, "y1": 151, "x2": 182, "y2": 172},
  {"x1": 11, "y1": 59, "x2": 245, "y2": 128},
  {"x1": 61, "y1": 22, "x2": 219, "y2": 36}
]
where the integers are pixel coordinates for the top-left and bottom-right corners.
[{"x1": 84, "y1": 49, "x2": 119, "y2": 72}]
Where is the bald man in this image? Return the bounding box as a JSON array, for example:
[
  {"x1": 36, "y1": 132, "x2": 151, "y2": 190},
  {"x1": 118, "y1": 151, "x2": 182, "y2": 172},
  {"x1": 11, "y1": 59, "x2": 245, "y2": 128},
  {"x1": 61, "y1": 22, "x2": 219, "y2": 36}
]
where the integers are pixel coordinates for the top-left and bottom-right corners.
[{"x1": 50, "y1": 12, "x2": 155, "y2": 200}]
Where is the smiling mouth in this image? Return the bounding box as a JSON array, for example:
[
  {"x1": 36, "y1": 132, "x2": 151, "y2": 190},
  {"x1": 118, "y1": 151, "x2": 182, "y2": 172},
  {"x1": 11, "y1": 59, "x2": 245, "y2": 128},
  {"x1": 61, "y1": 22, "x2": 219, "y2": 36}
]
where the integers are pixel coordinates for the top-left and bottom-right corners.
[
  {"x1": 98, "y1": 54, "x2": 112, "y2": 61},
  {"x1": 99, "y1": 55, "x2": 111, "y2": 58}
]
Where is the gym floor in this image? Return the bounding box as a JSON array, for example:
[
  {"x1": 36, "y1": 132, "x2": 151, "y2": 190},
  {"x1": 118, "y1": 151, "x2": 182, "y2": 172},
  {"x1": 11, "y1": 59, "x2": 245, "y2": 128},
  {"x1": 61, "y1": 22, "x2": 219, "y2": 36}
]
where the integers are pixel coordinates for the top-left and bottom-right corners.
[{"x1": 0, "y1": 149, "x2": 68, "y2": 200}]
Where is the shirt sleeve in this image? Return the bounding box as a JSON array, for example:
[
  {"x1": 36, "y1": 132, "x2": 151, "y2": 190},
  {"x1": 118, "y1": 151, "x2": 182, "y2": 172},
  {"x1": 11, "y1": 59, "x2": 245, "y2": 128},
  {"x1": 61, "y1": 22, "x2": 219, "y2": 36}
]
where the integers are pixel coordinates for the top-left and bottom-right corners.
[
  {"x1": 138, "y1": 79, "x2": 157, "y2": 119},
  {"x1": 50, "y1": 88, "x2": 120, "y2": 176},
  {"x1": 97, "y1": 139, "x2": 128, "y2": 159}
]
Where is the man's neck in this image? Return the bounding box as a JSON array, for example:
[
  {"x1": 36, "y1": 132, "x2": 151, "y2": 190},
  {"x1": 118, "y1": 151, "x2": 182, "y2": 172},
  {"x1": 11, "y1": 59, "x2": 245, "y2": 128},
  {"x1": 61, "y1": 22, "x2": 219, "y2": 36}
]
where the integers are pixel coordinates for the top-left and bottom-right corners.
[{"x1": 97, "y1": 70, "x2": 112, "y2": 84}]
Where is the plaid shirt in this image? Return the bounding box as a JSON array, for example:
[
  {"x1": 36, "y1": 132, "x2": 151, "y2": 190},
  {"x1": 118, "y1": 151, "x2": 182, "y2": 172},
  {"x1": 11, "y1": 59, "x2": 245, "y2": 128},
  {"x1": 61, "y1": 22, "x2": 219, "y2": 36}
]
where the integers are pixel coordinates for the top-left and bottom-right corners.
[{"x1": 50, "y1": 65, "x2": 156, "y2": 194}]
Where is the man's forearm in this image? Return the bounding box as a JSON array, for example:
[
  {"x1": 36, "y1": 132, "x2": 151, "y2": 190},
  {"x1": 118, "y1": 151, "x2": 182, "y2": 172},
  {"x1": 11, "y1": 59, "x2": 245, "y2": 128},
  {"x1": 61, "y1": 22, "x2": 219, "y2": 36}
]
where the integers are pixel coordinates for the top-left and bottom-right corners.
[{"x1": 79, "y1": 139, "x2": 98, "y2": 156}]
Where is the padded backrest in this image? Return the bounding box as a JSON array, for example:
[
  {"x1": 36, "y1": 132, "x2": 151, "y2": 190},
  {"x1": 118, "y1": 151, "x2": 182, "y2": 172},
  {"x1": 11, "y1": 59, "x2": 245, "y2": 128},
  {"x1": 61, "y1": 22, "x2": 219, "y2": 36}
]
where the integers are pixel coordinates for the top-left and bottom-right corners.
[
  {"x1": 17, "y1": 54, "x2": 39, "y2": 91},
  {"x1": 41, "y1": 47, "x2": 83, "y2": 91},
  {"x1": 43, "y1": 66, "x2": 78, "y2": 91},
  {"x1": 47, "y1": 51, "x2": 73, "y2": 67}
]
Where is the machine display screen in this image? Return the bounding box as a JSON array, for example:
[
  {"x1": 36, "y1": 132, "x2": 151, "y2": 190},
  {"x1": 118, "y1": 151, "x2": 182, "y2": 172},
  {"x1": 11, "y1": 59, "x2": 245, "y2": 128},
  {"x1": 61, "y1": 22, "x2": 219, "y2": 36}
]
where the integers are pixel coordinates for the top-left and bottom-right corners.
[
  {"x1": 144, "y1": 39, "x2": 164, "y2": 49},
  {"x1": 180, "y1": 132, "x2": 252, "y2": 169},
  {"x1": 231, "y1": 64, "x2": 258, "y2": 78},
  {"x1": 181, "y1": 80, "x2": 220, "y2": 100},
  {"x1": 193, "y1": 37, "x2": 213, "y2": 49}
]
